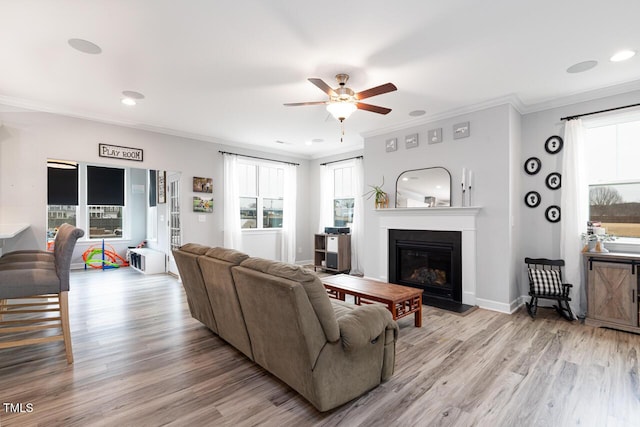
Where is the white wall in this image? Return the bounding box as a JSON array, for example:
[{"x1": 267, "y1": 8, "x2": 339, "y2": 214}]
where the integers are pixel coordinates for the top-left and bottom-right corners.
[
  {"x1": 518, "y1": 89, "x2": 640, "y2": 298},
  {"x1": 360, "y1": 104, "x2": 518, "y2": 311},
  {"x1": 0, "y1": 106, "x2": 312, "y2": 266}
]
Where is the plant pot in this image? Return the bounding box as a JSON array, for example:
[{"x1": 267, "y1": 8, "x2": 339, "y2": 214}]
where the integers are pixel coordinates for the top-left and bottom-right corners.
[{"x1": 375, "y1": 193, "x2": 389, "y2": 209}]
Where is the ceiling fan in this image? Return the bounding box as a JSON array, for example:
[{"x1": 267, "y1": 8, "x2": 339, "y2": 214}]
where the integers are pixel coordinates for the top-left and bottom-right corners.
[{"x1": 284, "y1": 74, "x2": 397, "y2": 122}]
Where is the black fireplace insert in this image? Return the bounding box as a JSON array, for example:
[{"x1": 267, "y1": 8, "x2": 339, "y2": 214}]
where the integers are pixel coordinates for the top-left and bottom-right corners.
[{"x1": 389, "y1": 229, "x2": 462, "y2": 303}]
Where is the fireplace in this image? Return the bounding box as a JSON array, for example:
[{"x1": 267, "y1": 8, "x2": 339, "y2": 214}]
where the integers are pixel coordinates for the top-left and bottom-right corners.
[{"x1": 389, "y1": 229, "x2": 462, "y2": 303}]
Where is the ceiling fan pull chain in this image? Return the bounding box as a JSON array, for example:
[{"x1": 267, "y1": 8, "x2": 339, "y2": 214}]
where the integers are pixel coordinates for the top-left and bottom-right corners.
[{"x1": 341, "y1": 121, "x2": 345, "y2": 143}]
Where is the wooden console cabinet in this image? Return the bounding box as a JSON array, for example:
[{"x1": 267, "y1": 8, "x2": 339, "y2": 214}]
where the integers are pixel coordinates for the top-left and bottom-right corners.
[
  {"x1": 584, "y1": 252, "x2": 640, "y2": 333},
  {"x1": 314, "y1": 233, "x2": 351, "y2": 273}
]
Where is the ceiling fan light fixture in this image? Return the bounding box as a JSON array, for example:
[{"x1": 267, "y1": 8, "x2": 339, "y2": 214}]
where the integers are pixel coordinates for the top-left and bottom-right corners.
[{"x1": 326, "y1": 101, "x2": 357, "y2": 122}]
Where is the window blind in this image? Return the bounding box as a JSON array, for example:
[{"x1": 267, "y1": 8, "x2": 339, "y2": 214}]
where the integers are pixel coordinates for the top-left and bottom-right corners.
[
  {"x1": 87, "y1": 165, "x2": 125, "y2": 206},
  {"x1": 47, "y1": 163, "x2": 79, "y2": 205}
]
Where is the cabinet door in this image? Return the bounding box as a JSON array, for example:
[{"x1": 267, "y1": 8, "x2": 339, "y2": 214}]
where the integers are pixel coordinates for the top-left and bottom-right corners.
[{"x1": 588, "y1": 262, "x2": 638, "y2": 327}]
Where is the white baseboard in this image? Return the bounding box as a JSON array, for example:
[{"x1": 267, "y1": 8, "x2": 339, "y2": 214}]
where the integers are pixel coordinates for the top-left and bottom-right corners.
[{"x1": 475, "y1": 298, "x2": 514, "y2": 314}]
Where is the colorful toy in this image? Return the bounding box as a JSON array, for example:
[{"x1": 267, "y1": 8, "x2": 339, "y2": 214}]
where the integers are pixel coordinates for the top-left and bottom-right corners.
[{"x1": 83, "y1": 240, "x2": 129, "y2": 270}]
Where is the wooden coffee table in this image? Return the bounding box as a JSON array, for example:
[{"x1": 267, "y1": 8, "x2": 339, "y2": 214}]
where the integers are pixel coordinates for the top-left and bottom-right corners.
[{"x1": 321, "y1": 274, "x2": 423, "y2": 327}]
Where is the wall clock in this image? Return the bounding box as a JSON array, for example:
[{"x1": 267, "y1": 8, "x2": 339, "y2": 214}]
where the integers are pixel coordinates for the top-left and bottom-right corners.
[
  {"x1": 545, "y1": 172, "x2": 561, "y2": 190},
  {"x1": 545, "y1": 135, "x2": 563, "y2": 154},
  {"x1": 545, "y1": 205, "x2": 561, "y2": 223},
  {"x1": 524, "y1": 157, "x2": 542, "y2": 175},
  {"x1": 524, "y1": 191, "x2": 541, "y2": 208}
]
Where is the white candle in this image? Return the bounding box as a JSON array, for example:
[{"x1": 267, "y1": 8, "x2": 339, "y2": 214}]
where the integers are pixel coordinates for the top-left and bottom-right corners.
[
  {"x1": 462, "y1": 168, "x2": 466, "y2": 188},
  {"x1": 468, "y1": 170, "x2": 473, "y2": 188}
]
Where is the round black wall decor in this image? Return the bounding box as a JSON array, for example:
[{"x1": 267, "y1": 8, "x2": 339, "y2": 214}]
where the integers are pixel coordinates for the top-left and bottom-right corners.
[
  {"x1": 545, "y1": 135, "x2": 563, "y2": 154},
  {"x1": 545, "y1": 205, "x2": 561, "y2": 223},
  {"x1": 524, "y1": 157, "x2": 542, "y2": 175},
  {"x1": 524, "y1": 191, "x2": 541, "y2": 208},
  {"x1": 545, "y1": 172, "x2": 562, "y2": 190}
]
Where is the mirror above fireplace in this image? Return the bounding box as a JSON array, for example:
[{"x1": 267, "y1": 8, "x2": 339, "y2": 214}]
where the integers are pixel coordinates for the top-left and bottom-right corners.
[{"x1": 395, "y1": 167, "x2": 451, "y2": 207}]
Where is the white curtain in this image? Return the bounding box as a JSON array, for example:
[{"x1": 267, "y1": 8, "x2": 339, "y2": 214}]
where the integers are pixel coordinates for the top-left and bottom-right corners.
[
  {"x1": 281, "y1": 163, "x2": 297, "y2": 263},
  {"x1": 350, "y1": 158, "x2": 364, "y2": 275},
  {"x1": 223, "y1": 153, "x2": 243, "y2": 250},
  {"x1": 561, "y1": 119, "x2": 589, "y2": 318},
  {"x1": 318, "y1": 164, "x2": 333, "y2": 233}
]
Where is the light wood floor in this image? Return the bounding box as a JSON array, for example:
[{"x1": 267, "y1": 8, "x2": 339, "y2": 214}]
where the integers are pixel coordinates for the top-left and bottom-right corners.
[{"x1": 1, "y1": 268, "x2": 639, "y2": 426}]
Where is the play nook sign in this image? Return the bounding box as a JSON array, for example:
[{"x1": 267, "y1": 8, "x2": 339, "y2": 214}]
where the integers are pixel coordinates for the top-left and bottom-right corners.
[{"x1": 99, "y1": 143, "x2": 143, "y2": 162}]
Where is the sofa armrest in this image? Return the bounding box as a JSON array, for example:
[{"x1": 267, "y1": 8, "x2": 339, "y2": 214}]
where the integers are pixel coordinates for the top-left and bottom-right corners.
[{"x1": 337, "y1": 305, "x2": 398, "y2": 351}]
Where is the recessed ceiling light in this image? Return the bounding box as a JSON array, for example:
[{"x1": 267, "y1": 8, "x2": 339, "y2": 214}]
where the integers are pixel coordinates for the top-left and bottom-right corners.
[
  {"x1": 409, "y1": 110, "x2": 426, "y2": 117},
  {"x1": 121, "y1": 98, "x2": 136, "y2": 106},
  {"x1": 610, "y1": 50, "x2": 636, "y2": 62},
  {"x1": 566, "y1": 60, "x2": 598, "y2": 73},
  {"x1": 305, "y1": 141, "x2": 313, "y2": 146},
  {"x1": 68, "y1": 38, "x2": 102, "y2": 54},
  {"x1": 122, "y1": 91, "x2": 145, "y2": 100},
  {"x1": 312, "y1": 138, "x2": 324, "y2": 143}
]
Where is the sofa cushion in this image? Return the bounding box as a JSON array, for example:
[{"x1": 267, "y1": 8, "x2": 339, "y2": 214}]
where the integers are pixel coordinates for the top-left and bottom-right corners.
[
  {"x1": 205, "y1": 247, "x2": 249, "y2": 265},
  {"x1": 239, "y1": 258, "x2": 340, "y2": 342},
  {"x1": 178, "y1": 243, "x2": 210, "y2": 255}
]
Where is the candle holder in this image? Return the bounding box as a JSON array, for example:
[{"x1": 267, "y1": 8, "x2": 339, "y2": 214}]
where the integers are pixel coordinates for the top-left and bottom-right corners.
[
  {"x1": 468, "y1": 185, "x2": 472, "y2": 206},
  {"x1": 461, "y1": 183, "x2": 466, "y2": 207}
]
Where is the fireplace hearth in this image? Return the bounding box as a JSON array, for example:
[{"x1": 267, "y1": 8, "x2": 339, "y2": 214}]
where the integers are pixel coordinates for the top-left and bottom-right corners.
[{"x1": 389, "y1": 229, "x2": 469, "y2": 312}]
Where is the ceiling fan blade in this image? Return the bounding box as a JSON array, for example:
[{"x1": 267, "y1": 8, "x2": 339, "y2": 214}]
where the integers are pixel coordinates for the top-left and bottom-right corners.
[
  {"x1": 356, "y1": 102, "x2": 392, "y2": 115},
  {"x1": 308, "y1": 78, "x2": 337, "y2": 97},
  {"x1": 355, "y1": 83, "x2": 397, "y2": 100},
  {"x1": 283, "y1": 101, "x2": 328, "y2": 106}
]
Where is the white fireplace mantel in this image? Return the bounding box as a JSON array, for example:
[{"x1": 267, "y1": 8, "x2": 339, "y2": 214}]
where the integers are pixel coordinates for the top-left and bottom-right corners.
[{"x1": 373, "y1": 206, "x2": 481, "y2": 306}]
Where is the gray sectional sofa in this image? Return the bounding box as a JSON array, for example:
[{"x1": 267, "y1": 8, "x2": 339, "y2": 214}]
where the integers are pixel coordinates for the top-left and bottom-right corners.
[{"x1": 173, "y1": 244, "x2": 399, "y2": 412}]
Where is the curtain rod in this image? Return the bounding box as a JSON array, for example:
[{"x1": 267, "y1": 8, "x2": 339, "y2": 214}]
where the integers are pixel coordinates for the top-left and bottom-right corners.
[
  {"x1": 560, "y1": 102, "x2": 640, "y2": 121},
  {"x1": 319, "y1": 155, "x2": 363, "y2": 166},
  {"x1": 218, "y1": 151, "x2": 299, "y2": 166}
]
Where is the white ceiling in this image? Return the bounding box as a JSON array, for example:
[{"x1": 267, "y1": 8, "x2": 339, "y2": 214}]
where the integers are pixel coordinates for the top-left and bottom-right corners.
[{"x1": 1, "y1": 0, "x2": 639, "y2": 158}]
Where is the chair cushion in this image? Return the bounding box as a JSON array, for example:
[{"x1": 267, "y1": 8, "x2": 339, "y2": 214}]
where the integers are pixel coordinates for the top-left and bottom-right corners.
[{"x1": 528, "y1": 268, "x2": 563, "y2": 296}]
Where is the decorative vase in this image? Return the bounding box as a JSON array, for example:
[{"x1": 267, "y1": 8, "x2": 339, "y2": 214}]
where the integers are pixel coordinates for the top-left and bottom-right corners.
[{"x1": 590, "y1": 240, "x2": 609, "y2": 253}]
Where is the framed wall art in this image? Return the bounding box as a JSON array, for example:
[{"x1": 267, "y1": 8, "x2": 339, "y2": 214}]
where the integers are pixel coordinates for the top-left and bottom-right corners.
[
  {"x1": 545, "y1": 205, "x2": 561, "y2": 223},
  {"x1": 524, "y1": 191, "x2": 541, "y2": 208},
  {"x1": 524, "y1": 157, "x2": 542, "y2": 175},
  {"x1": 157, "y1": 170, "x2": 166, "y2": 204},
  {"x1": 385, "y1": 138, "x2": 397, "y2": 152},
  {"x1": 545, "y1": 135, "x2": 563, "y2": 154},
  {"x1": 193, "y1": 176, "x2": 213, "y2": 193},
  {"x1": 405, "y1": 133, "x2": 419, "y2": 149},
  {"x1": 545, "y1": 172, "x2": 561, "y2": 190},
  {"x1": 193, "y1": 196, "x2": 213, "y2": 213}
]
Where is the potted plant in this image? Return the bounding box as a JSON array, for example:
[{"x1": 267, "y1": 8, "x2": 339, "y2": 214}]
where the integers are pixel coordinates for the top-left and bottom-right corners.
[
  {"x1": 365, "y1": 177, "x2": 389, "y2": 209},
  {"x1": 581, "y1": 232, "x2": 615, "y2": 253}
]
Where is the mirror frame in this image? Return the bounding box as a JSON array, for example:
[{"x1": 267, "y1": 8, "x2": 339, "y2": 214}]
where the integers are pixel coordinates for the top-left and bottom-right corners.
[{"x1": 395, "y1": 167, "x2": 452, "y2": 208}]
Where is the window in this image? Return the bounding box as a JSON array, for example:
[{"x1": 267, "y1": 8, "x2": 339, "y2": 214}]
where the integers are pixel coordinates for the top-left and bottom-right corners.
[
  {"x1": 585, "y1": 118, "x2": 640, "y2": 238},
  {"x1": 47, "y1": 161, "x2": 127, "y2": 241},
  {"x1": 238, "y1": 161, "x2": 284, "y2": 229},
  {"x1": 333, "y1": 164, "x2": 355, "y2": 226},
  {"x1": 87, "y1": 166, "x2": 125, "y2": 238},
  {"x1": 47, "y1": 160, "x2": 78, "y2": 239}
]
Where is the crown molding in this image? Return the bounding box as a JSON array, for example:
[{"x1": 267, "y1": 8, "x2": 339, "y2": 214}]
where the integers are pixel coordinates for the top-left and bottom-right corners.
[
  {"x1": 360, "y1": 94, "x2": 525, "y2": 139},
  {"x1": 519, "y1": 79, "x2": 640, "y2": 115}
]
